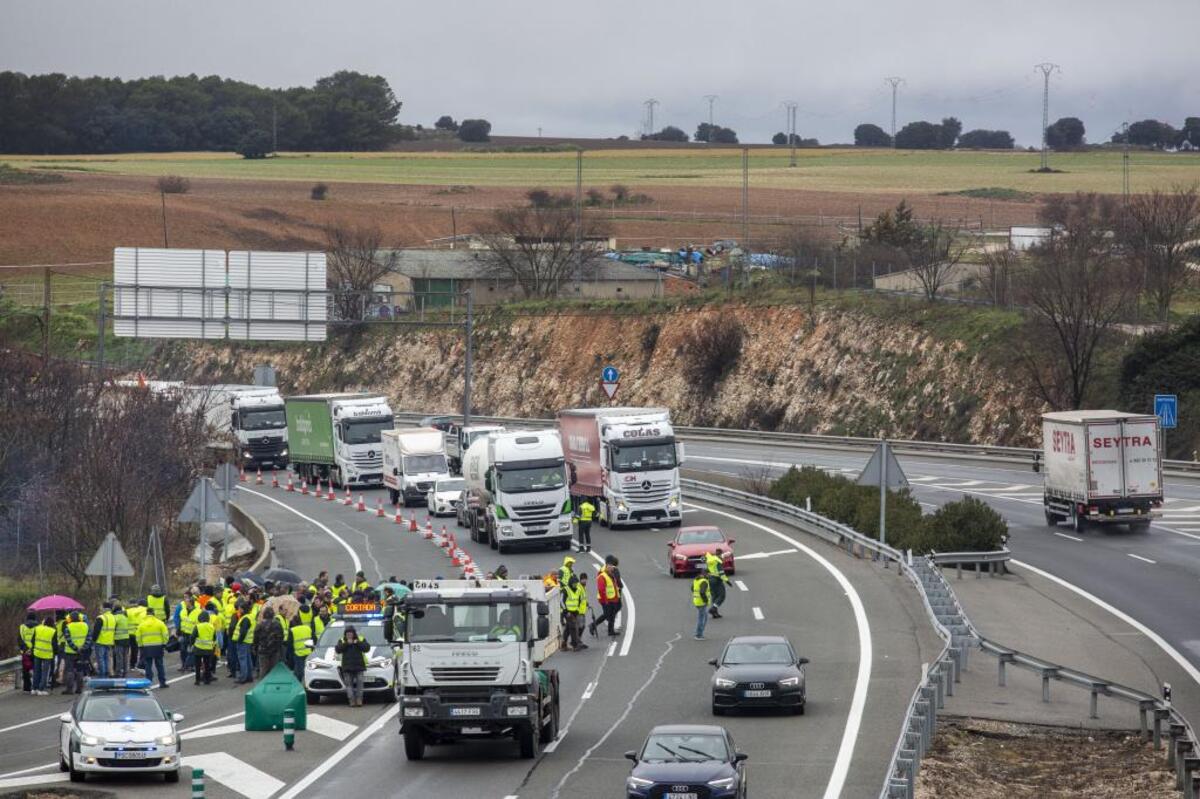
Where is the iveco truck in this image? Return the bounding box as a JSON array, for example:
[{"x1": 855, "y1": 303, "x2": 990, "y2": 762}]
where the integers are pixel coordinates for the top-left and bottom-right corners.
[
  {"x1": 382, "y1": 427, "x2": 451, "y2": 506},
  {"x1": 284, "y1": 393, "x2": 394, "y2": 488},
  {"x1": 1040, "y1": 410, "x2": 1163, "y2": 532},
  {"x1": 179, "y1": 384, "x2": 289, "y2": 470},
  {"x1": 394, "y1": 579, "x2": 561, "y2": 761},
  {"x1": 462, "y1": 430, "x2": 574, "y2": 553},
  {"x1": 557, "y1": 407, "x2": 684, "y2": 528}
]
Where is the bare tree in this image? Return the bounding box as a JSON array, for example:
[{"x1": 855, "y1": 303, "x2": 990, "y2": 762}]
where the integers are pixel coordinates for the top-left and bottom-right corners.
[
  {"x1": 477, "y1": 205, "x2": 610, "y2": 298},
  {"x1": 980, "y1": 245, "x2": 1021, "y2": 306},
  {"x1": 1123, "y1": 184, "x2": 1200, "y2": 321},
  {"x1": 1018, "y1": 193, "x2": 1135, "y2": 409},
  {"x1": 906, "y1": 222, "x2": 972, "y2": 301},
  {"x1": 325, "y1": 223, "x2": 400, "y2": 321}
]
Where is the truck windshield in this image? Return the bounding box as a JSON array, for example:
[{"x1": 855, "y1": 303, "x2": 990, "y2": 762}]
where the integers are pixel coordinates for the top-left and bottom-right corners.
[
  {"x1": 407, "y1": 602, "x2": 527, "y2": 643},
  {"x1": 343, "y1": 417, "x2": 394, "y2": 445},
  {"x1": 497, "y1": 463, "x2": 565, "y2": 493},
  {"x1": 404, "y1": 454, "x2": 448, "y2": 474},
  {"x1": 612, "y1": 441, "x2": 677, "y2": 472},
  {"x1": 240, "y1": 408, "x2": 286, "y2": 430}
]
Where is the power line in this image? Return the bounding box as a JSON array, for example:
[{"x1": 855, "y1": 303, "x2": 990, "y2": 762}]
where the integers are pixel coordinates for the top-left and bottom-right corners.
[
  {"x1": 1034, "y1": 62, "x2": 1061, "y2": 170},
  {"x1": 884, "y1": 77, "x2": 905, "y2": 146},
  {"x1": 703, "y1": 95, "x2": 719, "y2": 131},
  {"x1": 642, "y1": 98, "x2": 660, "y2": 137},
  {"x1": 782, "y1": 101, "x2": 799, "y2": 166}
]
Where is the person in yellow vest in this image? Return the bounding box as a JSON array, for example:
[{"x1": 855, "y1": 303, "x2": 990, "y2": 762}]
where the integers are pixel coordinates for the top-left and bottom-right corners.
[
  {"x1": 90, "y1": 602, "x2": 116, "y2": 679},
  {"x1": 575, "y1": 499, "x2": 596, "y2": 553},
  {"x1": 591, "y1": 557, "x2": 622, "y2": 638},
  {"x1": 232, "y1": 602, "x2": 256, "y2": 685},
  {"x1": 176, "y1": 597, "x2": 197, "y2": 672},
  {"x1": 111, "y1": 604, "x2": 130, "y2": 678},
  {"x1": 289, "y1": 617, "x2": 314, "y2": 683},
  {"x1": 192, "y1": 611, "x2": 217, "y2": 685},
  {"x1": 62, "y1": 612, "x2": 90, "y2": 695},
  {"x1": 704, "y1": 549, "x2": 730, "y2": 620},
  {"x1": 31, "y1": 617, "x2": 57, "y2": 695},
  {"x1": 331, "y1": 574, "x2": 348, "y2": 602},
  {"x1": 561, "y1": 575, "x2": 588, "y2": 651},
  {"x1": 17, "y1": 613, "x2": 37, "y2": 693},
  {"x1": 135, "y1": 610, "x2": 169, "y2": 688},
  {"x1": 124, "y1": 598, "x2": 147, "y2": 675},
  {"x1": 692, "y1": 572, "x2": 712, "y2": 641},
  {"x1": 145, "y1": 584, "x2": 168, "y2": 623},
  {"x1": 352, "y1": 571, "x2": 371, "y2": 593}
]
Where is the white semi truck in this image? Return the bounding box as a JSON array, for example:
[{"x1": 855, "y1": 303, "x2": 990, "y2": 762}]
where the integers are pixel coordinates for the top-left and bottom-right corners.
[
  {"x1": 178, "y1": 384, "x2": 289, "y2": 470},
  {"x1": 382, "y1": 427, "x2": 451, "y2": 506},
  {"x1": 393, "y1": 579, "x2": 561, "y2": 760},
  {"x1": 445, "y1": 423, "x2": 505, "y2": 475},
  {"x1": 1040, "y1": 410, "x2": 1164, "y2": 532},
  {"x1": 462, "y1": 430, "x2": 574, "y2": 553},
  {"x1": 285, "y1": 393, "x2": 394, "y2": 487},
  {"x1": 558, "y1": 407, "x2": 684, "y2": 528}
]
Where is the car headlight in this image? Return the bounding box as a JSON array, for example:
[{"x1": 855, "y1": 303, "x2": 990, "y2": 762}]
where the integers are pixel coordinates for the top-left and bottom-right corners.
[
  {"x1": 708, "y1": 776, "x2": 736, "y2": 789},
  {"x1": 403, "y1": 707, "x2": 425, "y2": 717},
  {"x1": 714, "y1": 677, "x2": 736, "y2": 688},
  {"x1": 280, "y1": 449, "x2": 288, "y2": 457},
  {"x1": 627, "y1": 776, "x2": 654, "y2": 788},
  {"x1": 157, "y1": 734, "x2": 178, "y2": 746},
  {"x1": 307, "y1": 660, "x2": 331, "y2": 670},
  {"x1": 80, "y1": 734, "x2": 104, "y2": 746},
  {"x1": 616, "y1": 501, "x2": 628, "y2": 512},
  {"x1": 242, "y1": 450, "x2": 252, "y2": 459},
  {"x1": 369, "y1": 658, "x2": 393, "y2": 669},
  {"x1": 669, "y1": 495, "x2": 680, "y2": 508},
  {"x1": 558, "y1": 521, "x2": 571, "y2": 532},
  {"x1": 500, "y1": 525, "x2": 512, "y2": 535},
  {"x1": 780, "y1": 676, "x2": 801, "y2": 687}
]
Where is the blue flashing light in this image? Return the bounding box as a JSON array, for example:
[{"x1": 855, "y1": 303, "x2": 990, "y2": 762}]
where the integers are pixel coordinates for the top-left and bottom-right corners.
[{"x1": 86, "y1": 677, "x2": 152, "y2": 690}]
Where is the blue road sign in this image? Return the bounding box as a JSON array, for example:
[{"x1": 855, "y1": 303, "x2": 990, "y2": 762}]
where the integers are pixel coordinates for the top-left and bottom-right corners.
[
  {"x1": 1155, "y1": 394, "x2": 1178, "y2": 429},
  {"x1": 602, "y1": 365, "x2": 619, "y2": 383}
]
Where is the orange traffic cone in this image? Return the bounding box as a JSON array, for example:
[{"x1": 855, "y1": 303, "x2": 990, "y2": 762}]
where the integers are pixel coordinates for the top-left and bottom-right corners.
[
  {"x1": 451, "y1": 550, "x2": 462, "y2": 566},
  {"x1": 313, "y1": 479, "x2": 323, "y2": 499},
  {"x1": 239, "y1": 466, "x2": 248, "y2": 483},
  {"x1": 255, "y1": 468, "x2": 263, "y2": 485},
  {"x1": 271, "y1": 470, "x2": 280, "y2": 489},
  {"x1": 394, "y1": 506, "x2": 405, "y2": 525},
  {"x1": 286, "y1": 474, "x2": 294, "y2": 492},
  {"x1": 301, "y1": 480, "x2": 309, "y2": 495},
  {"x1": 343, "y1": 487, "x2": 353, "y2": 506},
  {"x1": 326, "y1": 484, "x2": 335, "y2": 501},
  {"x1": 409, "y1": 513, "x2": 418, "y2": 532},
  {"x1": 376, "y1": 499, "x2": 386, "y2": 518},
  {"x1": 425, "y1": 519, "x2": 434, "y2": 536},
  {"x1": 356, "y1": 495, "x2": 366, "y2": 512}
]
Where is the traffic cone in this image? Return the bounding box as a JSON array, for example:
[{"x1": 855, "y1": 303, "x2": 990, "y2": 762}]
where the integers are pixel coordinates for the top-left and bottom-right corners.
[
  {"x1": 422, "y1": 524, "x2": 433, "y2": 540},
  {"x1": 451, "y1": 549, "x2": 462, "y2": 567},
  {"x1": 409, "y1": 513, "x2": 418, "y2": 532},
  {"x1": 239, "y1": 466, "x2": 247, "y2": 483},
  {"x1": 356, "y1": 495, "x2": 366, "y2": 512},
  {"x1": 271, "y1": 470, "x2": 280, "y2": 489},
  {"x1": 286, "y1": 474, "x2": 294, "y2": 492},
  {"x1": 255, "y1": 468, "x2": 263, "y2": 485},
  {"x1": 326, "y1": 483, "x2": 335, "y2": 501},
  {"x1": 376, "y1": 499, "x2": 386, "y2": 518},
  {"x1": 313, "y1": 479, "x2": 323, "y2": 499},
  {"x1": 300, "y1": 480, "x2": 308, "y2": 495},
  {"x1": 343, "y1": 487, "x2": 353, "y2": 506},
  {"x1": 394, "y1": 506, "x2": 405, "y2": 525},
  {"x1": 425, "y1": 519, "x2": 434, "y2": 536}
]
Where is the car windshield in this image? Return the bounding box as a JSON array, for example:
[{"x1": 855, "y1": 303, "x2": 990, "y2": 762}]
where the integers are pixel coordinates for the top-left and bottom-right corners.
[
  {"x1": 723, "y1": 642, "x2": 794, "y2": 665},
  {"x1": 407, "y1": 602, "x2": 527, "y2": 643},
  {"x1": 343, "y1": 417, "x2": 393, "y2": 445},
  {"x1": 316, "y1": 624, "x2": 389, "y2": 648},
  {"x1": 642, "y1": 733, "x2": 728, "y2": 763},
  {"x1": 79, "y1": 694, "x2": 164, "y2": 723},
  {"x1": 240, "y1": 407, "x2": 286, "y2": 430},
  {"x1": 677, "y1": 528, "x2": 724, "y2": 545},
  {"x1": 436, "y1": 478, "x2": 466, "y2": 493},
  {"x1": 404, "y1": 454, "x2": 448, "y2": 474},
  {"x1": 496, "y1": 464, "x2": 565, "y2": 493},
  {"x1": 611, "y1": 442, "x2": 677, "y2": 472}
]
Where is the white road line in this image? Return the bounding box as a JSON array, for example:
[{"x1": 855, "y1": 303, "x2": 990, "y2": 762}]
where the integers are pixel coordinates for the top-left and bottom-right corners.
[
  {"x1": 1011, "y1": 559, "x2": 1200, "y2": 690},
  {"x1": 182, "y1": 752, "x2": 283, "y2": 799},
  {"x1": 607, "y1": 642, "x2": 617, "y2": 656},
  {"x1": 0, "y1": 671, "x2": 195, "y2": 736},
  {"x1": 305, "y1": 713, "x2": 358, "y2": 741},
  {"x1": 735, "y1": 580, "x2": 749, "y2": 592},
  {"x1": 581, "y1": 681, "x2": 597, "y2": 700},
  {"x1": 0, "y1": 762, "x2": 56, "y2": 779},
  {"x1": 275, "y1": 705, "x2": 399, "y2": 799},
  {"x1": 687, "y1": 502, "x2": 872, "y2": 799},
  {"x1": 1128, "y1": 553, "x2": 1157, "y2": 565},
  {"x1": 752, "y1": 606, "x2": 764, "y2": 620},
  {"x1": 241, "y1": 487, "x2": 363, "y2": 572},
  {"x1": 1054, "y1": 532, "x2": 1083, "y2": 542},
  {"x1": 178, "y1": 710, "x2": 245, "y2": 734},
  {"x1": 738, "y1": 548, "x2": 798, "y2": 560},
  {"x1": 180, "y1": 722, "x2": 245, "y2": 741},
  {"x1": 0, "y1": 773, "x2": 68, "y2": 790},
  {"x1": 587, "y1": 550, "x2": 636, "y2": 656}
]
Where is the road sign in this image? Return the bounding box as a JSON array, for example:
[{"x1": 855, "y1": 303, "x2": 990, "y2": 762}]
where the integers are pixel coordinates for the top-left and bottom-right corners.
[
  {"x1": 179, "y1": 478, "x2": 228, "y2": 524},
  {"x1": 600, "y1": 365, "x2": 619, "y2": 400},
  {"x1": 600, "y1": 381, "x2": 619, "y2": 400},
  {"x1": 857, "y1": 441, "x2": 910, "y2": 490},
  {"x1": 1155, "y1": 394, "x2": 1178, "y2": 430},
  {"x1": 85, "y1": 531, "x2": 135, "y2": 599}
]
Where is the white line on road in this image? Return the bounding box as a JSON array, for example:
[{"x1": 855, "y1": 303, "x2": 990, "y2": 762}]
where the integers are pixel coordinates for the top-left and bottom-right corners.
[
  {"x1": 0, "y1": 763, "x2": 56, "y2": 779},
  {"x1": 607, "y1": 642, "x2": 617, "y2": 656},
  {"x1": 1054, "y1": 532, "x2": 1083, "y2": 542},
  {"x1": 275, "y1": 705, "x2": 399, "y2": 799},
  {"x1": 1128, "y1": 553, "x2": 1157, "y2": 565},
  {"x1": 241, "y1": 487, "x2": 363, "y2": 572},
  {"x1": 180, "y1": 722, "x2": 245, "y2": 741},
  {"x1": 0, "y1": 671, "x2": 196, "y2": 736},
  {"x1": 182, "y1": 752, "x2": 283, "y2": 799},
  {"x1": 687, "y1": 502, "x2": 872, "y2": 799},
  {"x1": 735, "y1": 580, "x2": 748, "y2": 592},
  {"x1": 738, "y1": 548, "x2": 798, "y2": 560},
  {"x1": 178, "y1": 711, "x2": 245, "y2": 734},
  {"x1": 1011, "y1": 559, "x2": 1200, "y2": 691},
  {"x1": 752, "y1": 606, "x2": 764, "y2": 620},
  {"x1": 305, "y1": 712, "x2": 358, "y2": 741},
  {"x1": 581, "y1": 681, "x2": 597, "y2": 700},
  {"x1": 0, "y1": 774, "x2": 68, "y2": 790}
]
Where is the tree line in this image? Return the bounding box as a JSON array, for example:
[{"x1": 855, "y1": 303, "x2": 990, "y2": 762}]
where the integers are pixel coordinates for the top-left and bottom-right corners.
[{"x1": 854, "y1": 115, "x2": 1200, "y2": 150}]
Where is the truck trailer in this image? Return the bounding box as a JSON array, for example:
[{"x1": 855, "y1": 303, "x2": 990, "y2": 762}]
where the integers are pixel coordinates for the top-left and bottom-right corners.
[
  {"x1": 557, "y1": 407, "x2": 684, "y2": 528},
  {"x1": 393, "y1": 579, "x2": 561, "y2": 760},
  {"x1": 284, "y1": 393, "x2": 393, "y2": 488},
  {"x1": 1040, "y1": 410, "x2": 1163, "y2": 532},
  {"x1": 382, "y1": 427, "x2": 451, "y2": 506}
]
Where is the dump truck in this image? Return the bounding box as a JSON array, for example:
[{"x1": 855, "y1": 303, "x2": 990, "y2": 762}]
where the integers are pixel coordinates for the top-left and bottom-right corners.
[
  {"x1": 394, "y1": 578, "x2": 561, "y2": 760},
  {"x1": 1040, "y1": 410, "x2": 1163, "y2": 532},
  {"x1": 284, "y1": 393, "x2": 393, "y2": 487},
  {"x1": 382, "y1": 427, "x2": 451, "y2": 506}
]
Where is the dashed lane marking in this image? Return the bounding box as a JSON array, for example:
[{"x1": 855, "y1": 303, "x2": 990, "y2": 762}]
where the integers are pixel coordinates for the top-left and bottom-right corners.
[
  {"x1": 752, "y1": 606, "x2": 764, "y2": 620},
  {"x1": 735, "y1": 580, "x2": 748, "y2": 592},
  {"x1": 1128, "y1": 553, "x2": 1157, "y2": 565},
  {"x1": 1054, "y1": 532, "x2": 1083, "y2": 542},
  {"x1": 182, "y1": 752, "x2": 283, "y2": 799},
  {"x1": 305, "y1": 713, "x2": 358, "y2": 741},
  {"x1": 738, "y1": 548, "x2": 798, "y2": 560}
]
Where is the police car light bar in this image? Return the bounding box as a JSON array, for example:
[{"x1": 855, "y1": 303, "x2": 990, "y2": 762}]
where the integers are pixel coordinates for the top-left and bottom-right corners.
[{"x1": 85, "y1": 678, "x2": 152, "y2": 690}]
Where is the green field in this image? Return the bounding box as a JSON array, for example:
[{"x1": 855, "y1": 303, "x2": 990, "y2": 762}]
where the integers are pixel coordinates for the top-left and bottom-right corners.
[{"x1": 3, "y1": 147, "x2": 1198, "y2": 194}]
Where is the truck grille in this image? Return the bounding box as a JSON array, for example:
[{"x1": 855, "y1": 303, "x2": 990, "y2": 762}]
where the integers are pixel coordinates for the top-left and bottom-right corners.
[
  {"x1": 351, "y1": 451, "x2": 382, "y2": 470},
  {"x1": 624, "y1": 479, "x2": 672, "y2": 505},
  {"x1": 430, "y1": 666, "x2": 501, "y2": 683},
  {"x1": 247, "y1": 437, "x2": 284, "y2": 455},
  {"x1": 511, "y1": 502, "x2": 556, "y2": 520}
]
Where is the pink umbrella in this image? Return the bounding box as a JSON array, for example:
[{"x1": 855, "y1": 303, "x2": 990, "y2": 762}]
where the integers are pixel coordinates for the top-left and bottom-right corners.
[{"x1": 28, "y1": 594, "x2": 84, "y2": 613}]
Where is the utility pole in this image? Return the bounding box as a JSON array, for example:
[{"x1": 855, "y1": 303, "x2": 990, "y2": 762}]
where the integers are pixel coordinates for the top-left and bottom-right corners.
[
  {"x1": 574, "y1": 148, "x2": 583, "y2": 292},
  {"x1": 884, "y1": 77, "x2": 904, "y2": 146},
  {"x1": 1035, "y1": 62, "x2": 1061, "y2": 171},
  {"x1": 703, "y1": 94, "x2": 718, "y2": 136},
  {"x1": 160, "y1": 191, "x2": 169, "y2": 247},
  {"x1": 1121, "y1": 121, "x2": 1131, "y2": 204},
  {"x1": 42, "y1": 267, "x2": 51, "y2": 364},
  {"x1": 272, "y1": 102, "x2": 278, "y2": 154},
  {"x1": 643, "y1": 98, "x2": 660, "y2": 137},
  {"x1": 463, "y1": 291, "x2": 473, "y2": 428},
  {"x1": 783, "y1": 101, "x2": 799, "y2": 167},
  {"x1": 741, "y1": 147, "x2": 750, "y2": 286}
]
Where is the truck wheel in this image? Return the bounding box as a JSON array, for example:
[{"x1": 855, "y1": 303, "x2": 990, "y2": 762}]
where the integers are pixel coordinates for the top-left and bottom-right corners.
[
  {"x1": 518, "y1": 721, "x2": 540, "y2": 759},
  {"x1": 498, "y1": 541, "x2": 510, "y2": 554},
  {"x1": 539, "y1": 699, "x2": 560, "y2": 743},
  {"x1": 488, "y1": 523, "x2": 499, "y2": 550},
  {"x1": 388, "y1": 488, "x2": 400, "y2": 506},
  {"x1": 1072, "y1": 509, "x2": 1086, "y2": 533},
  {"x1": 403, "y1": 728, "x2": 425, "y2": 761},
  {"x1": 598, "y1": 503, "x2": 610, "y2": 528},
  {"x1": 1044, "y1": 508, "x2": 1059, "y2": 527}
]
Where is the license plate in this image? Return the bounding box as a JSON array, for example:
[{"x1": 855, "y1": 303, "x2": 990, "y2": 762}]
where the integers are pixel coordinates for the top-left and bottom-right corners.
[
  {"x1": 665, "y1": 793, "x2": 697, "y2": 799},
  {"x1": 450, "y1": 707, "x2": 481, "y2": 716},
  {"x1": 113, "y1": 751, "x2": 149, "y2": 760},
  {"x1": 743, "y1": 689, "x2": 772, "y2": 698}
]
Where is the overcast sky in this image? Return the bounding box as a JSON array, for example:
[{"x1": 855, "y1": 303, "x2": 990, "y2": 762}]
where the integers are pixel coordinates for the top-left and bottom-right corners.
[{"x1": 3, "y1": 0, "x2": 1197, "y2": 147}]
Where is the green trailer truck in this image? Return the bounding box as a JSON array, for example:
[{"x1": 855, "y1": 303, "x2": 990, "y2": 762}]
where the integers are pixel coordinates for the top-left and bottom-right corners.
[{"x1": 284, "y1": 393, "x2": 393, "y2": 487}]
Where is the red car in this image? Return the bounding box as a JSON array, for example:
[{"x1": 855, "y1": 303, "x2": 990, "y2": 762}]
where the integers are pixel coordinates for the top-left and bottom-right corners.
[{"x1": 668, "y1": 526, "x2": 736, "y2": 578}]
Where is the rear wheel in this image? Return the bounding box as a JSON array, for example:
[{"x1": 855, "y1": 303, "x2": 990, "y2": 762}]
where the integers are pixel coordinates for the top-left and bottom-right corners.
[
  {"x1": 1131, "y1": 520, "x2": 1151, "y2": 532},
  {"x1": 1044, "y1": 508, "x2": 1059, "y2": 527},
  {"x1": 388, "y1": 488, "x2": 400, "y2": 506},
  {"x1": 1072, "y1": 508, "x2": 1086, "y2": 533},
  {"x1": 403, "y1": 728, "x2": 425, "y2": 761}
]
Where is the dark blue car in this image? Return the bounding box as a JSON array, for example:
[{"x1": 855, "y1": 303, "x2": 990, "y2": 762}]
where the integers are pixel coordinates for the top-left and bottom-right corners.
[{"x1": 625, "y1": 724, "x2": 748, "y2": 799}]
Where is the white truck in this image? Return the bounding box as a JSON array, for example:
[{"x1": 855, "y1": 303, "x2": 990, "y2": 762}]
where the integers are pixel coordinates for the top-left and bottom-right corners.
[
  {"x1": 445, "y1": 423, "x2": 505, "y2": 475},
  {"x1": 393, "y1": 579, "x2": 561, "y2": 760},
  {"x1": 179, "y1": 384, "x2": 289, "y2": 470},
  {"x1": 285, "y1": 393, "x2": 394, "y2": 488},
  {"x1": 382, "y1": 427, "x2": 451, "y2": 506},
  {"x1": 557, "y1": 407, "x2": 684, "y2": 528},
  {"x1": 462, "y1": 430, "x2": 574, "y2": 553},
  {"x1": 1040, "y1": 410, "x2": 1164, "y2": 532}
]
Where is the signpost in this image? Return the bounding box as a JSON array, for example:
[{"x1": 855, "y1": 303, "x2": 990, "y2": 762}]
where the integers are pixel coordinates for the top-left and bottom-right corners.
[
  {"x1": 600, "y1": 365, "x2": 619, "y2": 401},
  {"x1": 85, "y1": 532, "x2": 135, "y2": 599},
  {"x1": 178, "y1": 477, "x2": 228, "y2": 577},
  {"x1": 1155, "y1": 394, "x2": 1178, "y2": 457},
  {"x1": 213, "y1": 463, "x2": 240, "y2": 562},
  {"x1": 856, "y1": 440, "x2": 909, "y2": 556}
]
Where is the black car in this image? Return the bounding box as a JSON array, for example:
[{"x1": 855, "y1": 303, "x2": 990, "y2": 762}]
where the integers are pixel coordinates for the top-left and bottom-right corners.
[
  {"x1": 419, "y1": 415, "x2": 456, "y2": 432},
  {"x1": 710, "y1": 635, "x2": 808, "y2": 715},
  {"x1": 626, "y1": 724, "x2": 747, "y2": 799}
]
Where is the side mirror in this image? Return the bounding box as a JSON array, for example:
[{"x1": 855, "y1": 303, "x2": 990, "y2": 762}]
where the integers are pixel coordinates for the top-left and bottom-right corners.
[
  {"x1": 537, "y1": 616, "x2": 549, "y2": 640},
  {"x1": 59, "y1": 713, "x2": 72, "y2": 723},
  {"x1": 727, "y1": 538, "x2": 736, "y2": 545},
  {"x1": 624, "y1": 750, "x2": 638, "y2": 763},
  {"x1": 676, "y1": 442, "x2": 686, "y2": 465},
  {"x1": 735, "y1": 752, "x2": 749, "y2": 763},
  {"x1": 797, "y1": 657, "x2": 810, "y2": 666},
  {"x1": 667, "y1": 541, "x2": 676, "y2": 548},
  {"x1": 707, "y1": 658, "x2": 718, "y2": 667},
  {"x1": 536, "y1": 601, "x2": 549, "y2": 617},
  {"x1": 172, "y1": 712, "x2": 185, "y2": 723},
  {"x1": 392, "y1": 467, "x2": 399, "y2": 476}
]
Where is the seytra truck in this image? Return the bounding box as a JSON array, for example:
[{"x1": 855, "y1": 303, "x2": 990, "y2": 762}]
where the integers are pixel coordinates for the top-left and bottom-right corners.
[
  {"x1": 382, "y1": 427, "x2": 451, "y2": 506},
  {"x1": 558, "y1": 407, "x2": 684, "y2": 528},
  {"x1": 463, "y1": 430, "x2": 574, "y2": 553},
  {"x1": 393, "y1": 579, "x2": 561, "y2": 760},
  {"x1": 284, "y1": 393, "x2": 394, "y2": 488},
  {"x1": 445, "y1": 423, "x2": 505, "y2": 475},
  {"x1": 1039, "y1": 410, "x2": 1163, "y2": 532},
  {"x1": 179, "y1": 384, "x2": 289, "y2": 470}
]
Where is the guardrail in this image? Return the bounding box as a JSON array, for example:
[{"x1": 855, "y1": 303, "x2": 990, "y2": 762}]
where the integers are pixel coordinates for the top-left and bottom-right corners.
[
  {"x1": 394, "y1": 412, "x2": 1200, "y2": 479},
  {"x1": 1, "y1": 655, "x2": 20, "y2": 690},
  {"x1": 928, "y1": 548, "x2": 1012, "y2": 580}
]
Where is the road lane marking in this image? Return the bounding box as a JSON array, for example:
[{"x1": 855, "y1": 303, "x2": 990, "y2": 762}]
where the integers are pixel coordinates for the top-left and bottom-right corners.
[
  {"x1": 581, "y1": 681, "x2": 597, "y2": 700},
  {"x1": 181, "y1": 722, "x2": 245, "y2": 741},
  {"x1": 275, "y1": 705, "x2": 399, "y2": 799},
  {"x1": 0, "y1": 763, "x2": 56, "y2": 779},
  {"x1": 1128, "y1": 553, "x2": 1157, "y2": 565},
  {"x1": 1054, "y1": 532, "x2": 1083, "y2": 542},
  {"x1": 752, "y1": 606, "x2": 764, "y2": 620},
  {"x1": 241, "y1": 487, "x2": 363, "y2": 572},
  {"x1": 0, "y1": 671, "x2": 195, "y2": 736},
  {"x1": 735, "y1": 580, "x2": 748, "y2": 592},
  {"x1": 182, "y1": 752, "x2": 283, "y2": 799},
  {"x1": 305, "y1": 713, "x2": 358, "y2": 741},
  {"x1": 738, "y1": 548, "x2": 798, "y2": 560},
  {"x1": 1011, "y1": 559, "x2": 1200, "y2": 691},
  {"x1": 178, "y1": 711, "x2": 245, "y2": 734},
  {"x1": 548, "y1": 631, "x2": 617, "y2": 754},
  {"x1": 0, "y1": 774, "x2": 68, "y2": 790},
  {"x1": 606, "y1": 642, "x2": 617, "y2": 656},
  {"x1": 687, "y1": 502, "x2": 872, "y2": 799}
]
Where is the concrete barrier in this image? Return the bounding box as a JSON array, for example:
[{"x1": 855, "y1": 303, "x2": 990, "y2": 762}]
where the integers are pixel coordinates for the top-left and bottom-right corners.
[{"x1": 228, "y1": 500, "x2": 272, "y2": 573}]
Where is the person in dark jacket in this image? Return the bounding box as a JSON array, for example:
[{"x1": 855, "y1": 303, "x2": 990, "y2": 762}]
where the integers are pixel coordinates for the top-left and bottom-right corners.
[
  {"x1": 335, "y1": 626, "x2": 370, "y2": 706},
  {"x1": 253, "y1": 607, "x2": 284, "y2": 679}
]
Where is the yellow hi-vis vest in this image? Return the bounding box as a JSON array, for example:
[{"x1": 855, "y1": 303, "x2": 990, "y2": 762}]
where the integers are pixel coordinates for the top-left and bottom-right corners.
[
  {"x1": 113, "y1": 612, "x2": 130, "y2": 642},
  {"x1": 32, "y1": 624, "x2": 56, "y2": 659},
  {"x1": 146, "y1": 594, "x2": 167, "y2": 621},
  {"x1": 692, "y1": 576, "x2": 710, "y2": 607},
  {"x1": 193, "y1": 621, "x2": 216, "y2": 651},
  {"x1": 705, "y1": 551, "x2": 723, "y2": 577},
  {"x1": 95, "y1": 612, "x2": 116, "y2": 646},
  {"x1": 64, "y1": 621, "x2": 89, "y2": 654},
  {"x1": 578, "y1": 501, "x2": 595, "y2": 522},
  {"x1": 126, "y1": 605, "x2": 147, "y2": 626},
  {"x1": 563, "y1": 584, "x2": 585, "y2": 613},
  {"x1": 178, "y1": 605, "x2": 196, "y2": 635},
  {"x1": 18, "y1": 622, "x2": 36, "y2": 651},
  {"x1": 292, "y1": 624, "x2": 313, "y2": 658},
  {"x1": 136, "y1": 617, "x2": 168, "y2": 647},
  {"x1": 598, "y1": 568, "x2": 619, "y2": 601}
]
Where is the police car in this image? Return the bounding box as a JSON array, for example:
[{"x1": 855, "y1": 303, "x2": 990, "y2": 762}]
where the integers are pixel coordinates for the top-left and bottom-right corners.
[
  {"x1": 304, "y1": 606, "x2": 400, "y2": 703},
  {"x1": 57, "y1": 678, "x2": 182, "y2": 783}
]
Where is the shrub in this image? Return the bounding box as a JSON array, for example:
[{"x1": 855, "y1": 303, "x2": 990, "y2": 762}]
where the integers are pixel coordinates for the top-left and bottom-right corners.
[
  {"x1": 237, "y1": 129, "x2": 272, "y2": 159},
  {"x1": 610, "y1": 184, "x2": 629, "y2": 203},
  {"x1": 311, "y1": 182, "x2": 329, "y2": 201},
  {"x1": 156, "y1": 175, "x2": 190, "y2": 194},
  {"x1": 585, "y1": 188, "x2": 605, "y2": 206},
  {"x1": 458, "y1": 119, "x2": 492, "y2": 143},
  {"x1": 917, "y1": 496, "x2": 1007, "y2": 553},
  {"x1": 680, "y1": 319, "x2": 744, "y2": 389}
]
